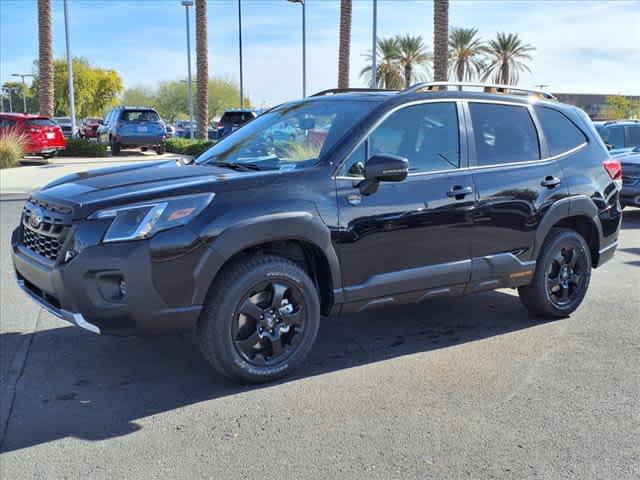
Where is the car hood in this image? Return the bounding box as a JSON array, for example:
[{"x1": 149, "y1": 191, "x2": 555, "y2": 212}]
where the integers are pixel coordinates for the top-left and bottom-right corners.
[
  {"x1": 620, "y1": 153, "x2": 640, "y2": 165},
  {"x1": 32, "y1": 160, "x2": 279, "y2": 219}
]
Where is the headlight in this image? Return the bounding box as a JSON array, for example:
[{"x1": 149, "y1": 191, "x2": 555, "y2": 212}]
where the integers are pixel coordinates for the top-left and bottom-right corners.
[{"x1": 89, "y1": 193, "x2": 214, "y2": 243}]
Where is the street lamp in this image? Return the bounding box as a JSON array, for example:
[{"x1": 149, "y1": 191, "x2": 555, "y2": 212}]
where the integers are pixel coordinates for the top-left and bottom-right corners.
[
  {"x1": 371, "y1": 0, "x2": 377, "y2": 88},
  {"x1": 238, "y1": 0, "x2": 244, "y2": 109},
  {"x1": 181, "y1": 0, "x2": 195, "y2": 139},
  {"x1": 287, "y1": 0, "x2": 306, "y2": 98},
  {"x1": 63, "y1": 0, "x2": 77, "y2": 137},
  {"x1": 11, "y1": 73, "x2": 34, "y2": 113}
]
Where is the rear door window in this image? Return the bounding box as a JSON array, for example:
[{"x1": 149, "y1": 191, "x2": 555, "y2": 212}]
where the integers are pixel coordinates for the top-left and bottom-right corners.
[
  {"x1": 534, "y1": 106, "x2": 587, "y2": 156},
  {"x1": 0, "y1": 118, "x2": 17, "y2": 128},
  {"x1": 469, "y1": 103, "x2": 540, "y2": 166}
]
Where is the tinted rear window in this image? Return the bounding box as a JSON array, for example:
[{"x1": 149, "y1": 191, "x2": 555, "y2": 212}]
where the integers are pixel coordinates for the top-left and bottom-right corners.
[
  {"x1": 120, "y1": 110, "x2": 159, "y2": 122},
  {"x1": 469, "y1": 103, "x2": 540, "y2": 166},
  {"x1": 222, "y1": 112, "x2": 252, "y2": 124},
  {"x1": 28, "y1": 118, "x2": 56, "y2": 126},
  {"x1": 534, "y1": 107, "x2": 587, "y2": 156}
]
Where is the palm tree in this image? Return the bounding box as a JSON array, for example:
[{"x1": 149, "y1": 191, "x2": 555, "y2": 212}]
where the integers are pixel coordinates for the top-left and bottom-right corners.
[
  {"x1": 37, "y1": 0, "x2": 53, "y2": 117},
  {"x1": 360, "y1": 38, "x2": 403, "y2": 90},
  {"x1": 482, "y1": 32, "x2": 535, "y2": 85},
  {"x1": 449, "y1": 27, "x2": 486, "y2": 81},
  {"x1": 195, "y1": 0, "x2": 208, "y2": 139},
  {"x1": 432, "y1": 0, "x2": 449, "y2": 82},
  {"x1": 337, "y1": 0, "x2": 352, "y2": 89},
  {"x1": 397, "y1": 34, "x2": 431, "y2": 88}
]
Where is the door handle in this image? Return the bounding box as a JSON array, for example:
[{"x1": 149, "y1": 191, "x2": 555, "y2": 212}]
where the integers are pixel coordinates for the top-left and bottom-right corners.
[
  {"x1": 447, "y1": 185, "x2": 473, "y2": 198},
  {"x1": 541, "y1": 176, "x2": 561, "y2": 188}
]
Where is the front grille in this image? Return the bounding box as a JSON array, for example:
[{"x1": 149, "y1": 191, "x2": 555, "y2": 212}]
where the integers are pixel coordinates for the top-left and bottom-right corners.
[
  {"x1": 23, "y1": 227, "x2": 64, "y2": 261},
  {"x1": 21, "y1": 200, "x2": 72, "y2": 262}
]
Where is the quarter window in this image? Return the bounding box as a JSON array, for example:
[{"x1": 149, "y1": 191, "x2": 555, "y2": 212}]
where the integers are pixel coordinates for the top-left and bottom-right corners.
[
  {"x1": 534, "y1": 106, "x2": 587, "y2": 156},
  {"x1": 469, "y1": 103, "x2": 540, "y2": 166}
]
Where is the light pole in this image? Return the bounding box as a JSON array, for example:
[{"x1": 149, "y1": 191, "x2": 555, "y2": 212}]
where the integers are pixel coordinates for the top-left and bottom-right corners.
[
  {"x1": 63, "y1": 0, "x2": 77, "y2": 137},
  {"x1": 11, "y1": 73, "x2": 34, "y2": 113},
  {"x1": 287, "y1": 0, "x2": 306, "y2": 98},
  {"x1": 182, "y1": 0, "x2": 195, "y2": 139},
  {"x1": 371, "y1": 0, "x2": 377, "y2": 88},
  {"x1": 238, "y1": 0, "x2": 244, "y2": 109},
  {"x1": 2, "y1": 87, "x2": 17, "y2": 113}
]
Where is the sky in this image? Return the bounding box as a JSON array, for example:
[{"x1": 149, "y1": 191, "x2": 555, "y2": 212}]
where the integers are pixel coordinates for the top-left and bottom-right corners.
[{"x1": 1, "y1": 0, "x2": 639, "y2": 107}]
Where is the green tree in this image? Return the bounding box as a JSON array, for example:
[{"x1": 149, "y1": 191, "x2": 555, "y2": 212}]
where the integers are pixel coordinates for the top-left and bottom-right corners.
[
  {"x1": 449, "y1": 27, "x2": 487, "y2": 81},
  {"x1": 206, "y1": 77, "x2": 249, "y2": 122},
  {"x1": 2, "y1": 81, "x2": 37, "y2": 113},
  {"x1": 482, "y1": 32, "x2": 534, "y2": 85},
  {"x1": 360, "y1": 37, "x2": 403, "y2": 89},
  {"x1": 604, "y1": 96, "x2": 640, "y2": 120},
  {"x1": 397, "y1": 34, "x2": 431, "y2": 88},
  {"x1": 33, "y1": 57, "x2": 123, "y2": 118},
  {"x1": 155, "y1": 81, "x2": 189, "y2": 123},
  {"x1": 121, "y1": 86, "x2": 155, "y2": 108}
]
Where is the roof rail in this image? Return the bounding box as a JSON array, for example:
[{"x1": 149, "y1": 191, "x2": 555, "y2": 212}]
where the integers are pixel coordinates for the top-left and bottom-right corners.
[
  {"x1": 310, "y1": 88, "x2": 397, "y2": 97},
  {"x1": 404, "y1": 82, "x2": 557, "y2": 101},
  {"x1": 603, "y1": 119, "x2": 640, "y2": 125}
]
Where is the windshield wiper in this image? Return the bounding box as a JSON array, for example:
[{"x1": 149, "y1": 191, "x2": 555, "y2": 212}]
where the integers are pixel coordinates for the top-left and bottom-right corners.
[{"x1": 209, "y1": 161, "x2": 277, "y2": 171}]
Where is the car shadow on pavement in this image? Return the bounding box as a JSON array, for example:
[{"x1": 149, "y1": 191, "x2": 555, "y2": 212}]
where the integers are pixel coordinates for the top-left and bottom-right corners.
[{"x1": 1, "y1": 289, "x2": 556, "y2": 453}]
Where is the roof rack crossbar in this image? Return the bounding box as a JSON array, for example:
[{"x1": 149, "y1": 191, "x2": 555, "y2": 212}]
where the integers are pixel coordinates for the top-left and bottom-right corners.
[
  {"x1": 310, "y1": 88, "x2": 397, "y2": 97},
  {"x1": 404, "y1": 82, "x2": 557, "y2": 101}
]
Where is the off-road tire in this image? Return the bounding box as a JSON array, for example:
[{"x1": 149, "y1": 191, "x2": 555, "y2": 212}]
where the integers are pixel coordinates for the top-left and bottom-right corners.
[
  {"x1": 519, "y1": 228, "x2": 592, "y2": 318},
  {"x1": 198, "y1": 255, "x2": 321, "y2": 384}
]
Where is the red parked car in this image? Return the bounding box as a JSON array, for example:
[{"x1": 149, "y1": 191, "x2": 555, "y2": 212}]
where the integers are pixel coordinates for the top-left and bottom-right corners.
[
  {"x1": 0, "y1": 113, "x2": 66, "y2": 158},
  {"x1": 79, "y1": 117, "x2": 103, "y2": 139}
]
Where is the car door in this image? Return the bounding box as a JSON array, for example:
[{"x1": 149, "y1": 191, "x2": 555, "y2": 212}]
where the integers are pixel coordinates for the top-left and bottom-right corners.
[
  {"x1": 334, "y1": 101, "x2": 474, "y2": 309},
  {"x1": 464, "y1": 101, "x2": 570, "y2": 285}
]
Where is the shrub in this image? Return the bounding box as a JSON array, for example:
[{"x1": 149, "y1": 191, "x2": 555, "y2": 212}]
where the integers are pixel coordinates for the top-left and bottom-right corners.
[
  {"x1": 166, "y1": 138, "x2": 216, "y2": 158},
  {"x1": 59, "y1": 138, "x2": 107, "y2": 157},
  {"x1": 0, "y1": 129, "x2": 28, "y2": 168}
]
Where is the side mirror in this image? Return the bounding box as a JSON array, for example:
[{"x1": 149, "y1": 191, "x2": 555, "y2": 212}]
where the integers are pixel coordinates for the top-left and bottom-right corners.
[
  {"x1": 365, "y1": 154, "x2": 409, "y2": 182},
  {"x1": 358, "y1": 154, "x2": 409, "y2": 195},
  {"x1": 605, "y1": 142, "x2": 613, "y2": 151}
]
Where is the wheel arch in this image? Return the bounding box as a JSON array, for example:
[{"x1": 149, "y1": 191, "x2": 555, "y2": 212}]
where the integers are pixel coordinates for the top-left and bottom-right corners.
[
  {"x1": 534, "y1": 196, "x2": 602, "y2": 266},
  {"x1": 192, "y1": 212, "x2": 341, "y2": 316}
]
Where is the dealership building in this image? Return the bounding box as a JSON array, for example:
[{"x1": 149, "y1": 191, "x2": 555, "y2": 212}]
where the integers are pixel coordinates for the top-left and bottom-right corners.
[{"x1": 553, "y1": 93, "x2": 640, "y2": 120}]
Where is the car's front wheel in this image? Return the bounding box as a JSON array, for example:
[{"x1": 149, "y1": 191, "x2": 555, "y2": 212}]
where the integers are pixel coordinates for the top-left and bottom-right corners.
[
  {"x1": 519, "y1": 228, "x2": 592, "y2": 318},
  {"x1": 198, "y1": 255, "x2": 320, "y2": 383}
]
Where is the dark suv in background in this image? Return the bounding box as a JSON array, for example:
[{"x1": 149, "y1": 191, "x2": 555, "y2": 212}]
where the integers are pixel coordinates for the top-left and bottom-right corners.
[
  {"x1": 12, "y1": 83, "x2": 622, "y2": 383},
  {"x1": 216, "y1": 109, "x2": 258, "y2": 138},
  {"x1": 595, "y1": 119, "x2": 640, "y2": 156},
  {"x1": 97, "y1": 106, "x2": 167, "y2": 155}
]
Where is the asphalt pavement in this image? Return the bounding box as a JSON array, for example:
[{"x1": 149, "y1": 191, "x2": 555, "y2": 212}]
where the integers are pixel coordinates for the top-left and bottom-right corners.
[{"x1": 0, "y1": 194, "x2": 638, "y2": 479}]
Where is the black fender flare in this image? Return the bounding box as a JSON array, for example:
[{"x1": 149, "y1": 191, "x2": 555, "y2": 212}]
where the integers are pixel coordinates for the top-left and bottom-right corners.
[
  {"x1": 532, "y1": 195, "x2": 602, "y2": 259},
  {"x1": 191, "y1": 211, "x2": 341, "y2": 305}
]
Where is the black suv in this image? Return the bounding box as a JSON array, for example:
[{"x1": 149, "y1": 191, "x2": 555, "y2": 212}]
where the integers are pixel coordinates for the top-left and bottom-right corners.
[{"x1": 12, "y1": 83, "x2": 622, "y2": 383}]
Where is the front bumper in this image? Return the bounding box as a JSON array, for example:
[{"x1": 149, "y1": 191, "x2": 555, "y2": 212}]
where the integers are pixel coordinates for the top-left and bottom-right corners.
[
  {"x1": 12, "y1": 225, "x2": 203, "y2": 336},
  {"x1": 17, "y1": 275, "x2": 101, "y2": 334}
]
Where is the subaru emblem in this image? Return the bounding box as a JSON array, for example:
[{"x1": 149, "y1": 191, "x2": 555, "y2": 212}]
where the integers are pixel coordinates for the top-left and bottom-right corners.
[{"x1": 29, "y1": 208, "x2": 43, "y2": 229}]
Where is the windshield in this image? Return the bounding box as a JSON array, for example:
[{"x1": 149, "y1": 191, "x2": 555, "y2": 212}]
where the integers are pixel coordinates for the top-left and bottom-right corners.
[{"x1": 197, "y1": 100, "x2": 376, "y2": 170}]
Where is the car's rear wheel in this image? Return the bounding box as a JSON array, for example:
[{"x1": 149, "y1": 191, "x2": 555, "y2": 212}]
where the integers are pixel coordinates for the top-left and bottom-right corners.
[
  {"x1": 110, "y1": 137, "x2": 121, "y2": 156},
  {"x1": 198, "y1": 255, "x2": 320, "y2": 384},
  {"x1": 155, "y1": 145, "x2": 166, "y2": 155},
  {"x1": 519, "y1": 228, "x2": 592, "y2": 318}
]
